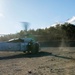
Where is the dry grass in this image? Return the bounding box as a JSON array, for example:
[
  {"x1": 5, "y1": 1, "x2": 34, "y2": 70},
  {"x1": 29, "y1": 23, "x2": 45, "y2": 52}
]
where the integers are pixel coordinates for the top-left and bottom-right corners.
[{"x1": 0, "y1": 47, "x2": 75, "y2": 75}]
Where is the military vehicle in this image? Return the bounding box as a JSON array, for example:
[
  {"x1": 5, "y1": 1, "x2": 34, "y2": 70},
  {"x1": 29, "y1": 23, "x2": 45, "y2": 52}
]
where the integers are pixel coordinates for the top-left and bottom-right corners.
[
  {"x1": 0, "y1": 22, "x2": 40, "y2": 54},
  {"x1": 0, "y1": 38, "x2": 40, "y2": 54}
]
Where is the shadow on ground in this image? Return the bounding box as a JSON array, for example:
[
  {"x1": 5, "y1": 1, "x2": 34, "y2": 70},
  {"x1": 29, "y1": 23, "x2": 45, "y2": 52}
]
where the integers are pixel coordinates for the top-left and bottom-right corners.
[{"x1": 0, "y1": 51, "x2": 75, "y2": 60}]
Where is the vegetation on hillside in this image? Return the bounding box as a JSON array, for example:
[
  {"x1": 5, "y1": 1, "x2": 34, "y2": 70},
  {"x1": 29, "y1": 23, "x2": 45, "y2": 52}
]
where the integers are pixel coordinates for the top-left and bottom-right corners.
[{"x1": 0, "y1": 23, "x2": 75, "y2": 42}]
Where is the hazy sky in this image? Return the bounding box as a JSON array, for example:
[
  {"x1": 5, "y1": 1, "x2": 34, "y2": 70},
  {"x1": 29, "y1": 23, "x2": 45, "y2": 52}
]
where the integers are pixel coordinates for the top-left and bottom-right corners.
[{"x1": 0, "y1": 0, "x2": 75, "y2": 34}]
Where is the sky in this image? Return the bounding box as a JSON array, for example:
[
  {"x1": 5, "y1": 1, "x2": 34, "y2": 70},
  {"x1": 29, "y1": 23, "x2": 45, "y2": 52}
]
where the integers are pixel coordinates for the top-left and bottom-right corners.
[{"x1": 0, "y1": 0, "x2": 75, "y2": 34}]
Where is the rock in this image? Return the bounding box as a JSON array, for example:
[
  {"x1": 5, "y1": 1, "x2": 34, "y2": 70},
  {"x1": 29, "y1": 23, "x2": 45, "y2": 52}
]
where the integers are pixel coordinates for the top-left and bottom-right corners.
[{"x1": 28, "y1": 70, "x2": 32, "y2": 74}]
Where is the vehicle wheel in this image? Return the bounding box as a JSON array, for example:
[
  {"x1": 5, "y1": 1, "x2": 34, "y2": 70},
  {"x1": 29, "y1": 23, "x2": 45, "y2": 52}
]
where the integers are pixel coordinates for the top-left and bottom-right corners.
[
  {"x1": 23, "y1": 51, "x2": 26, "y2": 53},
  {"x1": 23, "y1": 51, "x2": 30, "y2": 54},
  {"x1": 31, "y1": 43, "x2": 39, "y2": 54}
]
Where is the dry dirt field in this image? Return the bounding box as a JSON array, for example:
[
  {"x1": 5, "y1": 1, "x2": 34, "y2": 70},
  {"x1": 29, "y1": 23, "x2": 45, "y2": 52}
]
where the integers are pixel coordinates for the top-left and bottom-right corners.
[{"x1": 0, "y1": 47, "x2": 75, "y2": 75}]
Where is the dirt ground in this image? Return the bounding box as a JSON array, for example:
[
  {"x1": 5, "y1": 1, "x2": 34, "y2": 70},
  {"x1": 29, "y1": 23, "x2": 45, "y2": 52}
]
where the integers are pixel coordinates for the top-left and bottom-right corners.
[{"x1": 0, "y1": 47, "x2": 75, "y2": 75}]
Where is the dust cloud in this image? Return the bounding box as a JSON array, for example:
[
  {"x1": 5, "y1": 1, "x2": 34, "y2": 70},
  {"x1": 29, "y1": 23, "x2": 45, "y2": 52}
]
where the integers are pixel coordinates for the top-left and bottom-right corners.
[{"x1": 58, "y1": 39, "x2": 70, "y2": 51}]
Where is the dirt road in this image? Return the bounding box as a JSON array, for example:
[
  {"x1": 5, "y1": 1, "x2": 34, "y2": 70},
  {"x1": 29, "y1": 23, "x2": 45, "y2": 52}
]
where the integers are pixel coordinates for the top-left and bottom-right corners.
[{"x1": 0, "y1": 47, "x2": 75, "y2": 75}]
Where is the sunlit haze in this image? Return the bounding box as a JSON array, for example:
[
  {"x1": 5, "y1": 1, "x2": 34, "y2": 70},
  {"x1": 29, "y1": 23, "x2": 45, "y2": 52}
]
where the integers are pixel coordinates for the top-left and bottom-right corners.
[{"x1": 0, "y1": 0, "x2": 75, "y2": 34}]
